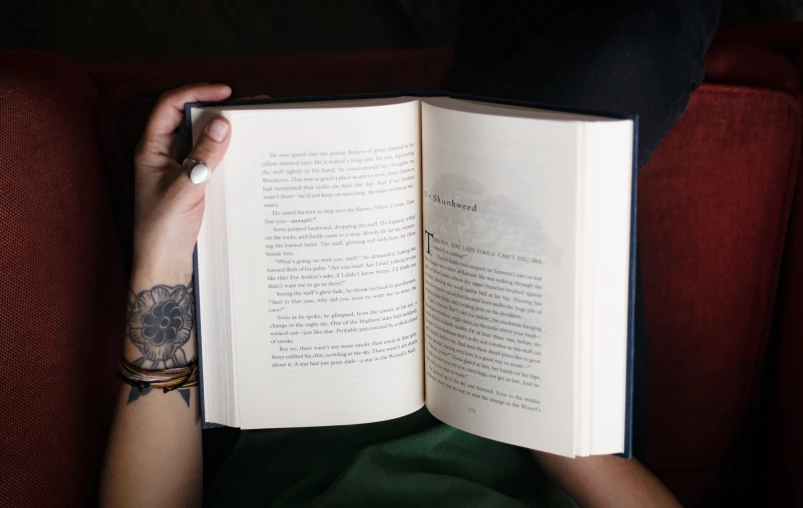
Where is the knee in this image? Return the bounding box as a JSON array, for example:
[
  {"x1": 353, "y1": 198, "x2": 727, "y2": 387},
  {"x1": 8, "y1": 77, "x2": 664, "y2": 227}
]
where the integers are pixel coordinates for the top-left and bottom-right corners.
[{"x1": 599, "y1": 3, "x2": 717, "y2": 93}]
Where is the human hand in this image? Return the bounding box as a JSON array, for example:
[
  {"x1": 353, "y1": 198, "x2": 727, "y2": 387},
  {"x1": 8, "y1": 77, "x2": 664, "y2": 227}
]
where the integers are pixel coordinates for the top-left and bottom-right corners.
[{"x1": 131, "y1": 84, "x2": 232, "y2": 283}]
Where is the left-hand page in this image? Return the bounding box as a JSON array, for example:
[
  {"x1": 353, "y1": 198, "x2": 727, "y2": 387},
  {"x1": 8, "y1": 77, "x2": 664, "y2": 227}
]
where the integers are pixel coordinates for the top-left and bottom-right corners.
[{"x1": 192, "y1": 98, "x2": 424, "y2": 429}]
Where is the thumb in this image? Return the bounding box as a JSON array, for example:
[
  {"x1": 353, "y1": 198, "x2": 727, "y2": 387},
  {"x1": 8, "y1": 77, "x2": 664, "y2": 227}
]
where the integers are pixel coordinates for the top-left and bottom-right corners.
[{"x1": 183, "y1": 116, "x2": 232, "y2": 184}]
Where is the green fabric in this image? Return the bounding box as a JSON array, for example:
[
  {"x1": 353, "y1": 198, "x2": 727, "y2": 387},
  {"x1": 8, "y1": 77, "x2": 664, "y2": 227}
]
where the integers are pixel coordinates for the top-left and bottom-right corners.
[{"x1": 205, "y1": 407, "x2": 576, "y2": 507}]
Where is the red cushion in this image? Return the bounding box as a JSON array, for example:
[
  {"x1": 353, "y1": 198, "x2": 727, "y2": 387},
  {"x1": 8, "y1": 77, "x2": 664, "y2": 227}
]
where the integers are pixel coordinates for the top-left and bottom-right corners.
[
  {"x1": 705, "y1": 44, "x2": 799, "y2": 95},
  {"x1": 639, "y1": 83, "x2": 800, "y2": 507},
  {"x1": 0, "y1": 52, "x2": 126, "y2": 508},
  {"x1": 715, "y1": 22, "x2": 803, "y2": 61}
]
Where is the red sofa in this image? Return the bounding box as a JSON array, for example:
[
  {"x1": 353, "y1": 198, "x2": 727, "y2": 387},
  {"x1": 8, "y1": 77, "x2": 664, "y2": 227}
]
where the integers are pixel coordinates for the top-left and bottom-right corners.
[{"x1": 1, "y1": 24, "x2": 802, "y2": 507}]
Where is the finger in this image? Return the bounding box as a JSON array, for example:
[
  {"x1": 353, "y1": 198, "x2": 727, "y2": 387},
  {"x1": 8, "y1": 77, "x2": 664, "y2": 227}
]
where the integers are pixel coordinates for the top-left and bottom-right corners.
[
  {"x1": 182, "y1": 116, "x2": 231, "y2": 185},
  {"x1": 136, "y1": 84, "x2": 232, "y2": 167}
]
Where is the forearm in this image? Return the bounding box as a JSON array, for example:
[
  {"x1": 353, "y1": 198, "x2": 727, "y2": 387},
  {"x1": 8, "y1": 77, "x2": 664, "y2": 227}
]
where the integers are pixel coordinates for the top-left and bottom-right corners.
[
  {"x1": 99, "y1": 83, "x2": 233, "y2": 507},
  {"x1": 100, "y1": 268, "x2": 202, "y2": 508},
  {"x1": 531, "y1": 451, "x2": 680, "y2": 508}
]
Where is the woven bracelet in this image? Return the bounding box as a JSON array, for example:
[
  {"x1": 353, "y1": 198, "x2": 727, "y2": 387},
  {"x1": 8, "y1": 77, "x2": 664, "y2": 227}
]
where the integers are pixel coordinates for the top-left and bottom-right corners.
[{"x1": 117, "y1": 357, "x2": 199, "y2": 392}]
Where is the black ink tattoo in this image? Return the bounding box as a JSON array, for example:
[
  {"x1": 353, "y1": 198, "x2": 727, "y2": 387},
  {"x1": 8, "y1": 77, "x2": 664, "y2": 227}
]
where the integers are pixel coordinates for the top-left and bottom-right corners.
[{"x1": 125, "y1": 281, "x2": 195, "y2": 406}]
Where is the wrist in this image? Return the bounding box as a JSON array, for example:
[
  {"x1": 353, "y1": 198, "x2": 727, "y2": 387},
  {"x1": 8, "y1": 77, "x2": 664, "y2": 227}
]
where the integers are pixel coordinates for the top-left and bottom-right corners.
[
  {"x1": 131, "y1": 236, "x2": 196, "y2": 287},
  {"x1": 131, "y1": 263, "x2": 195, "y2": 292},
  {"x1": 126, "y1": 269, "x2": 198, "y2": 370}
]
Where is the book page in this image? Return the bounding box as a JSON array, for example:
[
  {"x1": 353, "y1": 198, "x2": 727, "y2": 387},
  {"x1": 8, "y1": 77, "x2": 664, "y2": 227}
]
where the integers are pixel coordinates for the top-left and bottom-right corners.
[
  {"x1": 421, "y1": 98, "x2": 578, "y2": 456},
  {"x1": 200, "y1": 98, "x2": 424, "y2": 428}
]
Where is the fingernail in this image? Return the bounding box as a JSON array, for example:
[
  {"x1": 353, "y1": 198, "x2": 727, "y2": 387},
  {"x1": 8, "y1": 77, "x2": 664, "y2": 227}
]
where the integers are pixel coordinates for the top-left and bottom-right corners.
[{"x1": 205, "y1": 119, "x2": 229, "y2": 142}]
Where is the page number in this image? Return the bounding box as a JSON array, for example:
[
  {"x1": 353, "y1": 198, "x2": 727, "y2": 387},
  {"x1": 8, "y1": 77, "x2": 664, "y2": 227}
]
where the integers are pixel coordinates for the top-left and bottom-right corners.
[{"x1": 468, "y1": 407, "x2": 476, "y2": 413}]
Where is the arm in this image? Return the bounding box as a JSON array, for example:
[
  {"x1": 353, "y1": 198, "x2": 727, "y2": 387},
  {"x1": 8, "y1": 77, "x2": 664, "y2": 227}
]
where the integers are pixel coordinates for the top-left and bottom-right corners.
[
  {"x1": 100, "y1": 84, "x2": 233, "y2": 508},
  {"x1": 531, "y1": 452, "x2": 681, "y2": 508}
]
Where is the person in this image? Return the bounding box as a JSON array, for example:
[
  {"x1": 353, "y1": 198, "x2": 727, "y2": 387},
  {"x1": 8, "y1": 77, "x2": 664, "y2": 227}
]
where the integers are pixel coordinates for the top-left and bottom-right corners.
[{"x1": 100, "y1": 1, "x2": 721, "y2": 506}]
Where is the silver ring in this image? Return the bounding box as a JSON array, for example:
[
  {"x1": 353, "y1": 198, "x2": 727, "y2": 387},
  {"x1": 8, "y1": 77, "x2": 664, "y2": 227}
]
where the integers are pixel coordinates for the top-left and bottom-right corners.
[{"x1": 183, "y1": 158, "x2": 211, "y2": 184}]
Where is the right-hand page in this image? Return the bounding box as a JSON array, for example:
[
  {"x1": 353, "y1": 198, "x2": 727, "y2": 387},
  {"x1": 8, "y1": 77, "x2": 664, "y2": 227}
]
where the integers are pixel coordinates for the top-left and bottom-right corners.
[{"x1": 421, "y1": 98, "x2": 579, "y2": 456}]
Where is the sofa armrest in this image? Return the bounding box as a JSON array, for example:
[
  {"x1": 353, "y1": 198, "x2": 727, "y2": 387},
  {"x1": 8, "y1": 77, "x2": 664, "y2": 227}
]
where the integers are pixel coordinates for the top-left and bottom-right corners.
[
  {"x1": 0, "y1": 51, "x2": 126, "y2": 508},
  {"x1": 767, "y1": 165, "x2": 803, "y2": 507},
  {"x1": 639, "y1": 81, "x2": 800, "y2": 507}
]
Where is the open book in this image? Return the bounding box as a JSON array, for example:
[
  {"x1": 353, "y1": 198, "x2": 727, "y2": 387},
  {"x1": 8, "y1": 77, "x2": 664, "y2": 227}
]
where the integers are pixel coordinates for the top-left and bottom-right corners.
[{"x1": 187, "y1": 95, "x2": 636, "y2": 458}]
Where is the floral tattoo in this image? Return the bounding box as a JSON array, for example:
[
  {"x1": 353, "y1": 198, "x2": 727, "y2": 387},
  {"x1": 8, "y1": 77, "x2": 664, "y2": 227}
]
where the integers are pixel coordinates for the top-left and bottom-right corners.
[{"x1": 125, "y1": 281, "x2": 195, "y2": 405}]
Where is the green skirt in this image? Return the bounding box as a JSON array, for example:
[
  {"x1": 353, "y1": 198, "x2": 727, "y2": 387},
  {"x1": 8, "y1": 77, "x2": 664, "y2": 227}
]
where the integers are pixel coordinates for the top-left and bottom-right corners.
[{"x1": 205, "y1": 407, "x2": 576, "y2": 507}]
